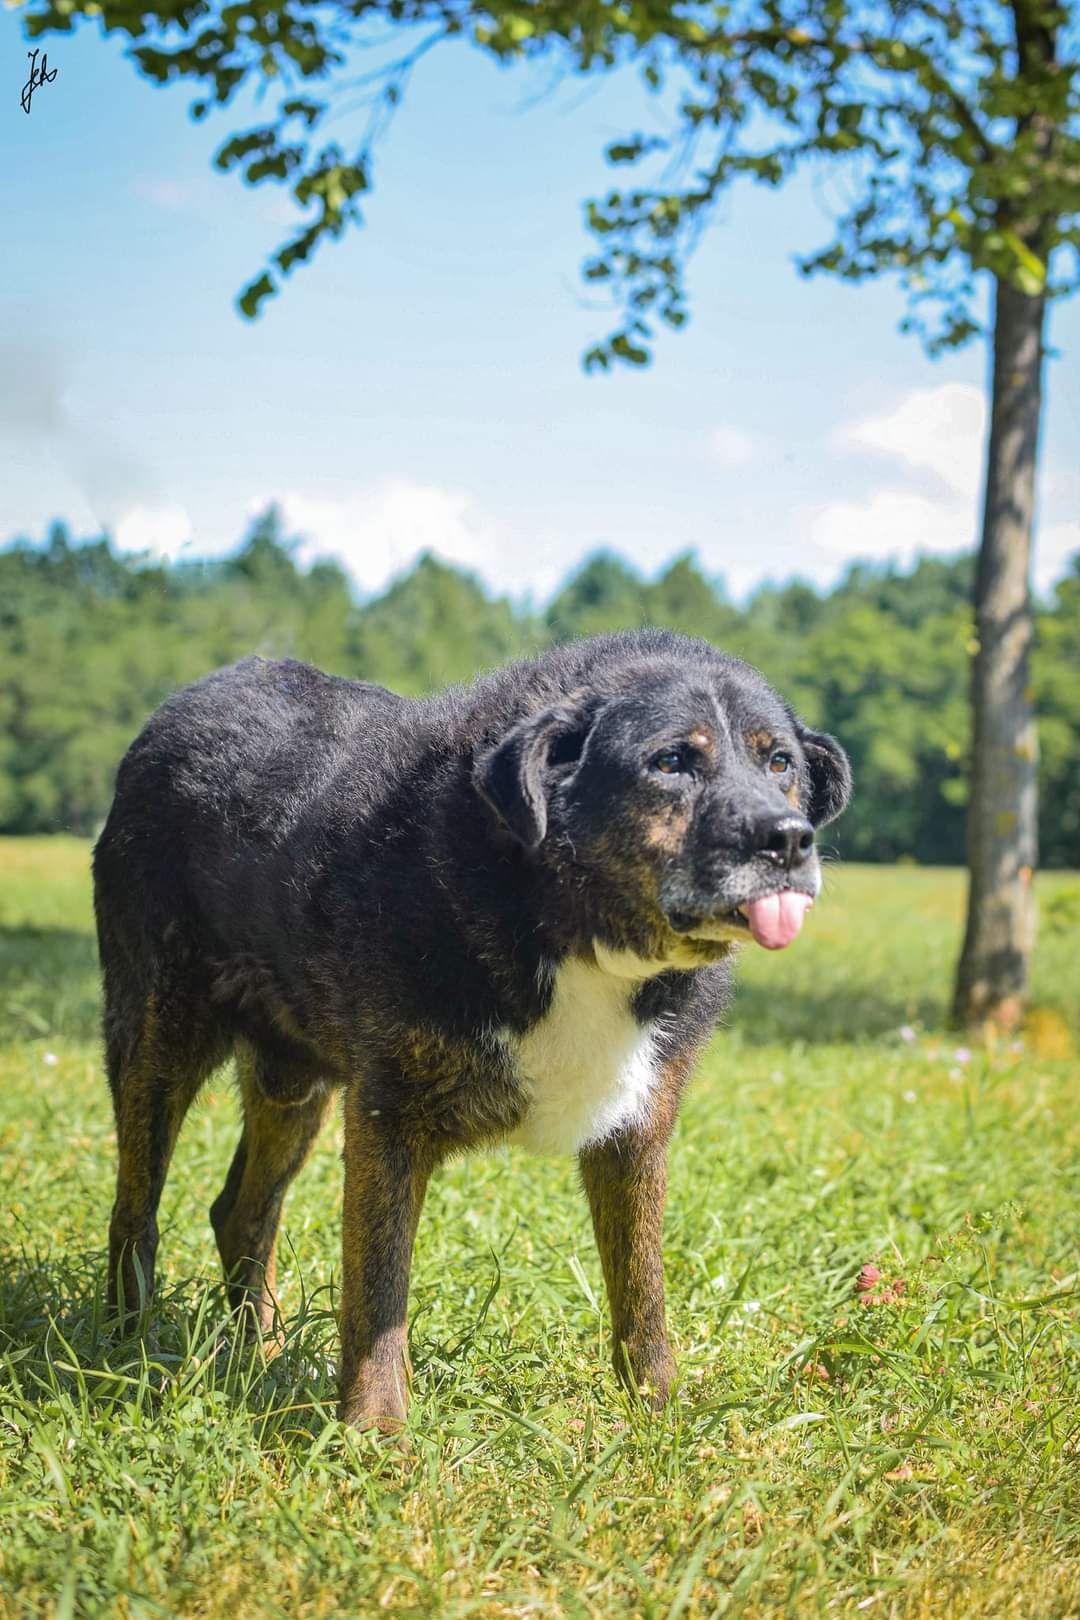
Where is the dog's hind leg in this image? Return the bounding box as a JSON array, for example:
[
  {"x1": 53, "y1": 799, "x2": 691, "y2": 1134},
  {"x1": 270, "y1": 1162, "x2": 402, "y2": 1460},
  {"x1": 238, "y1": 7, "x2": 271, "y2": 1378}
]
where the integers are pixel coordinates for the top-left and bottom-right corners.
[
  {"x1": 107, "y1": 989, "x2": 220, "y2": 1323},
  {"x1": 210, "y1": 1045, "x2": 335, "y2": 1336}
]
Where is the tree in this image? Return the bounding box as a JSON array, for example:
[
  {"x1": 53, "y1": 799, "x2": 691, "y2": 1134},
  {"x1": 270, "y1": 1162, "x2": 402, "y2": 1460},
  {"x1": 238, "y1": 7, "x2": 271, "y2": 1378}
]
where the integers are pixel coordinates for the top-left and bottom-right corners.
[
  {"x1": 350, "y1": 552, "x2": 535, "y2": 694},
  {"x1": 544, "y1": 551, "x2": 651, "y2": 642},
  {"x1": 569, "y1": 0, "x2": 1078, "y2": 1030},
  {"x1": 20, "y1": 0, "x2": 1080, "y2": 1025}
]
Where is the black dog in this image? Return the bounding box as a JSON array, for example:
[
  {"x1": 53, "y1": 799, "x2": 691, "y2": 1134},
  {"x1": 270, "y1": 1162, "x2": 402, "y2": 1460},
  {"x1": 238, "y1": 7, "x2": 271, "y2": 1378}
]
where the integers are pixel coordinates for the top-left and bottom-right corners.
[{"x1": 94, "y1": 629, "x2": 850, "y2": 1427}]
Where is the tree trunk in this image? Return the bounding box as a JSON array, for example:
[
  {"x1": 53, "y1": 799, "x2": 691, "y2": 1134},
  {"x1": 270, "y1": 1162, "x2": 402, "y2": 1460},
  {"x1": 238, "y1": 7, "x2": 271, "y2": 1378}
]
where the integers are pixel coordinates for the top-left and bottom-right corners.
[{"x1": 952, "y1": 275, "x2": 1044, "y2": 1031}]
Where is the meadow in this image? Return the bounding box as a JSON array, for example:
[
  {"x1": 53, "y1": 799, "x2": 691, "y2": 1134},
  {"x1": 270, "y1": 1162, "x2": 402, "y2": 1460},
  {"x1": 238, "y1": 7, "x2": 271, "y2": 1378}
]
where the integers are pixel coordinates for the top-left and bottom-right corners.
[{"x1": 0, "y1": 837, "x2": 1077, "y2": 1619}]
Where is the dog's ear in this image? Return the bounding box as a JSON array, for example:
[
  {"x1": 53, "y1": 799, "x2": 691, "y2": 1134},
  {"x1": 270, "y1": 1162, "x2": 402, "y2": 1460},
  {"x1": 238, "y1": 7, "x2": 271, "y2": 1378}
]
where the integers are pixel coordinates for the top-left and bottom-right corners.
[
  {"x1": 473, "y1": 703, "x2": 588, "y2": 850},
  {"x1": 797, "y1": 726, "x2": 852, "y2": 828}
]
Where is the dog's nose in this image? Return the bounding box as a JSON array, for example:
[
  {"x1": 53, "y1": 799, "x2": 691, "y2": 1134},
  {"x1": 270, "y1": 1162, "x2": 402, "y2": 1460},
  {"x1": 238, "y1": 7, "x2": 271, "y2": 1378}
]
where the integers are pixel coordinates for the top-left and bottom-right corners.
[{"x1": 752, "y1": 812, "x2": 815, "y2": 870}]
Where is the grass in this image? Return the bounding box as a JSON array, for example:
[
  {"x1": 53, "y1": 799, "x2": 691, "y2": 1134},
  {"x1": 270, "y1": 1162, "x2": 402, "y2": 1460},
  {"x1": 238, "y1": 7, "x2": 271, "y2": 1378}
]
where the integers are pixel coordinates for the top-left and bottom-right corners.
[{"x1": 0, "y1": 836, "x2": 1077, "y2": 1619}]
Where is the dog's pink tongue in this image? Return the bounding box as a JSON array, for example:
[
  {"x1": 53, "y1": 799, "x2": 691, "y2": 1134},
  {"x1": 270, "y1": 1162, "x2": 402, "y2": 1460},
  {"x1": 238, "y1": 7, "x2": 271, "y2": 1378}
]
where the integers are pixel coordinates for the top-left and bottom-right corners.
[{"x1": 745, "y1": 891, "x2": 813, "y2": 950}]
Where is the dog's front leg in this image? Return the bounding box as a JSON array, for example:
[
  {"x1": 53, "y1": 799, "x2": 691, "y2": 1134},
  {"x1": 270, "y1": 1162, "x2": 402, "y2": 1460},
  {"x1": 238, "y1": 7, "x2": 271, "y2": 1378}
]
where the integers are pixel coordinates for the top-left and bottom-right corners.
[
  {"x1": 338, "y1": 1089, "x2": 433, "y2": 1431},
  {"x1": 579, "y1": 1131, "x2": 677, "y2": 1409}
]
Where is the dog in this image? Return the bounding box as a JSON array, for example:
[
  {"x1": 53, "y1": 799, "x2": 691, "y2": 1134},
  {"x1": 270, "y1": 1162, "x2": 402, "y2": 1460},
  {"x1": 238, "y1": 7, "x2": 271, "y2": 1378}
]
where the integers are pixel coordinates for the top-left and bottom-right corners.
[{"x1": 93, "y1": 628, "x2": 850, "y2": 1428}]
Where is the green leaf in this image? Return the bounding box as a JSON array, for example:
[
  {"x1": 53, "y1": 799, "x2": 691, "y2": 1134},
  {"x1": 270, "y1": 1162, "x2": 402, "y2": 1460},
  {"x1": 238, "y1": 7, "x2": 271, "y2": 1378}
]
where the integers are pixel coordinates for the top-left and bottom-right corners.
[
  {"x1": 1002, "y1": 231, "x2": 1047, "y2": 295},
  {"x1": 237, "y1": 272, "x2": 276, "y2": 319}
]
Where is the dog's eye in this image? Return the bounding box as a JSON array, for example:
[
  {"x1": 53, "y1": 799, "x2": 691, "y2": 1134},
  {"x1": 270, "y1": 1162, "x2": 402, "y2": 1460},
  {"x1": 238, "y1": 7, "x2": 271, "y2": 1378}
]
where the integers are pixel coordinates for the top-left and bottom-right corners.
[
  {"x1": 652, "y1": 749, "x2": 688, "y2": 776},
  {"x1": 769, "y1": 751, "x2": 794, "y2": 775}
]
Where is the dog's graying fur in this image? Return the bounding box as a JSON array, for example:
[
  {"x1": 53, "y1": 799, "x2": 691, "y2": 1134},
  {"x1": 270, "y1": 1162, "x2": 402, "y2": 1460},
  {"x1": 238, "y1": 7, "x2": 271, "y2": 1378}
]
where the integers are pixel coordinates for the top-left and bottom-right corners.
[{"x1": 94, "y1": 628, "x2": 851, "y2": 1428}]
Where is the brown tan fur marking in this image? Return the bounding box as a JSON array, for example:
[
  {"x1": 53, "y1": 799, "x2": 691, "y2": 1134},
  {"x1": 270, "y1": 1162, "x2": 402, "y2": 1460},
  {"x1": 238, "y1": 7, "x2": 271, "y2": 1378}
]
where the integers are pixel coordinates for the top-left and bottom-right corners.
[
  {"x1": 578, "y1": 1053, "x2": 692, "y2": 1407},
  {"x1": 643, "y1": 803, "x2": 692, "y2": 852},
  {"x1": 746, "y1": 728, "x2": 801, "y2": 806},
  {"x1": 338, "y1": 1094, "x2": 437, "y2": 1430},
  {"x1": 211, "y1": 1044, "x2": 335, "y2": 1335},
  {"x1": 107, "y1": 993, "x2": 210, "y2": 1319}
]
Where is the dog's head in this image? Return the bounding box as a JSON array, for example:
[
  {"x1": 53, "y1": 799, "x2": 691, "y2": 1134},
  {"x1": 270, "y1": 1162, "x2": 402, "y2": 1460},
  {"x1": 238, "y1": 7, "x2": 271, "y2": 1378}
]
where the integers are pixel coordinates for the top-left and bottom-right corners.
[{"x1": 473, "y1": 655, "x2": 851, "y2": 970}]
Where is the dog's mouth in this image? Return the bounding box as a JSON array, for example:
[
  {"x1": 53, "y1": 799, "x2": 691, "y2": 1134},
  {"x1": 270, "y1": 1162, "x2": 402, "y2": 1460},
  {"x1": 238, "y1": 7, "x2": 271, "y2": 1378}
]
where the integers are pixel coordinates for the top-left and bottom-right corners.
[{"x1": 666, "y1": 889, "x2": 815, "y2": 951}]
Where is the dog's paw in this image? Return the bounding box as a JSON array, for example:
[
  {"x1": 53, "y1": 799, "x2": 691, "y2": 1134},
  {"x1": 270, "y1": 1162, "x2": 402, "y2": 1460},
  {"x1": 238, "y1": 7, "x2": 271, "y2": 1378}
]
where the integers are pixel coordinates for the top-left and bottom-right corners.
[
  {"x1": 616, "y1": 1339, "x2": 678, "y2": 1409},
  {"x1": 338, "y1": 1364, "x2": 409, "y2": 1439}
]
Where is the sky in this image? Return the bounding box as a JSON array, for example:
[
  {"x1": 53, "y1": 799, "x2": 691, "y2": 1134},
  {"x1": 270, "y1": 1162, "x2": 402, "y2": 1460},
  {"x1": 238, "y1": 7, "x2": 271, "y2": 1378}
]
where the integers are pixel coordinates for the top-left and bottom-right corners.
[{"x1": 3, "y1": 9, "x2": 1078, "y2": 605}]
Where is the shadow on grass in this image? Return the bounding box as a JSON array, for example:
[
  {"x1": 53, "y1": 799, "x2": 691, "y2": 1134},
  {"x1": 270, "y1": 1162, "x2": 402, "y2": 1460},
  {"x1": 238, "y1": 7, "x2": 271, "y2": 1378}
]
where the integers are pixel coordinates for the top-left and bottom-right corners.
[
  {"x1": 0, "y1": 924, "x2": 100, "y2": 1044},
  {"x1": 0, "y1": 1237, "x2": 106, "y2": 1354},
  {"x1": 0, "y1": 1239, "x2": 340, "y2": 1440},
  {"x1": 0, "y1": 1238, "x2": 531, "y2": 1449},
  {"x1": 726, "y1": 979, "x2": 946, "y2": 1044}
]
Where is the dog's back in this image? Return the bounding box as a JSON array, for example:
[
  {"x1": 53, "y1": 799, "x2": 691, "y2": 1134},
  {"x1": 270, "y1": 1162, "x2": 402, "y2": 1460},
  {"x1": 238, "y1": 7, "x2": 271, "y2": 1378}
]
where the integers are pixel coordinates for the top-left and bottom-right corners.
[
  {"x1": 93, "y1": 658, "x2": 401, "y2": 1090},
  {"x1": 97, "y1": 654, "x2": 398, "y2": 866},
  {"x1": 97, "y1": 656, "x2": 396, "y2": 923}
]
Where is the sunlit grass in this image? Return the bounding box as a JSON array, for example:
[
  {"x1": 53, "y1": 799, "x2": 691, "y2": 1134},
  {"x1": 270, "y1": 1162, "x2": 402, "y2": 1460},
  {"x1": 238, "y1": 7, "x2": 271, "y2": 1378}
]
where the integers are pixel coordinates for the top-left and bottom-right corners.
[{"x1": 0, "y1": 839, "x2": 1077, "y2": 1618}]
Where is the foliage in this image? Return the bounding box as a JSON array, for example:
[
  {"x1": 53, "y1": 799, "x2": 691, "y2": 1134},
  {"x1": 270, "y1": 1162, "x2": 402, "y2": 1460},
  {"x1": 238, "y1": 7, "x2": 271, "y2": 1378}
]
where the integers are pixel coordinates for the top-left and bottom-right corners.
[
  {"x1": 579, "y1": 0, "x2": 1080, "y2": 366},
  {"x1": 1, "y1": 515, "x2": 1078, "y2": 864},
  {"x1": 0, "y1": 841, "x2": 1077, "y2": 1618},
  {"x1": 1034, "y1": 559, "x2": 1080, "y2": 866},
  {"x1": 352, "y1": 551, "x2": 540, "y2": 696},
  {"x1": 18, "y1": 0, "x2": 1080, "y2": 343}
]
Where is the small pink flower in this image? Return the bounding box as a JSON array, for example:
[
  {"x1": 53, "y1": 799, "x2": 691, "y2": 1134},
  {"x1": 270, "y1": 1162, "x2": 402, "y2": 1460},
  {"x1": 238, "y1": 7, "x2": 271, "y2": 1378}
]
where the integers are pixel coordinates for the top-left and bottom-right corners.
[{"x1": 899, "y1": 1025, "x2": 917, "y2": 1043}]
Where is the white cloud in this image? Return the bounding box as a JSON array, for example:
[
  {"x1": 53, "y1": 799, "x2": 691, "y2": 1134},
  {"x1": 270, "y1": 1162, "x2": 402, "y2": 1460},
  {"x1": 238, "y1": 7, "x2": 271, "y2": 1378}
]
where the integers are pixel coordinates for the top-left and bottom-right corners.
[
  {"x1": 113, "y1": 504, "x2": 194, "y2": 560},
  {"x1": 258, "y1": 483, "x2": 682, "y2": 601},
  {"x1": 95, "y1": 390, "x2": 1069, "y2": 608},
  {"x1": 809, "y1": 489, "x2": 976, "y2": 564},
  {"x1": 806, "y1": 384, "x2": 985, "y2": 578},
  {"x1": 838, "y1": 382, "x2": 986, "y2": 500},
  {"x1": 708, "y1": 425, "x2": 757, "y2": 469},
  {"x1": 260, "y1": 482, "x2": 512, "y2": 595},
  {"x1": 807, "y1": 381, "x2": 1077, "y2": 593}
]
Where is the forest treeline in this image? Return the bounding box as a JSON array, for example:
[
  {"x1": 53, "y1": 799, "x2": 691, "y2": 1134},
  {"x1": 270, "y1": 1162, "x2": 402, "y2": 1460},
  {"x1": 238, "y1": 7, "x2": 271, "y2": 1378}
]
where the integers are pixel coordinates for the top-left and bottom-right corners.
[{"x1": 2, "y1": 510, "x2": 1077, "y2": 865}]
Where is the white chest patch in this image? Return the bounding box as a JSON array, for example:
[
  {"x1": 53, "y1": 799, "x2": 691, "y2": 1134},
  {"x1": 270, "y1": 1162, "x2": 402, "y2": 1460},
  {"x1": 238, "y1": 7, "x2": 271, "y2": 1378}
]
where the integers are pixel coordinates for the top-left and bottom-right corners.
[{"x1": 505, "y1": 956, "x2": 657, "y2": 1156}]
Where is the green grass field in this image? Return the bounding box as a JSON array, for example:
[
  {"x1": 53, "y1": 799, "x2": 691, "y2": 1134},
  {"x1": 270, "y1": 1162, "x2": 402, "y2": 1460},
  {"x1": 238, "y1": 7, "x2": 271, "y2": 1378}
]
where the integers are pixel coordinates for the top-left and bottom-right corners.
[{"x1": 0, "y1": 839, "x2": 1077, "y2": 1619}]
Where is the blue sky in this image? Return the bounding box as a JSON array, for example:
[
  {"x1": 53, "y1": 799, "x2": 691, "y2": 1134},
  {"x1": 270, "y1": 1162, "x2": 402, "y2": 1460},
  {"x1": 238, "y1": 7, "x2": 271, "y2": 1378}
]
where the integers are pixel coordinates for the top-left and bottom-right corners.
[{"x1": 3, "y1": 9, "x2": 1078, "y2": 603}]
